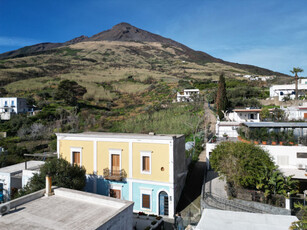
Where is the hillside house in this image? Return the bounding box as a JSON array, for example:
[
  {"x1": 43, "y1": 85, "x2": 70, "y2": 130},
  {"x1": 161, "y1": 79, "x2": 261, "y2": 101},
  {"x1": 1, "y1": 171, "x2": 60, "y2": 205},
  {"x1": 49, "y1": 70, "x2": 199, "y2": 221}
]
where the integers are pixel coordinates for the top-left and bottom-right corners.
[
  {"x1": 270, "y1": 79, "x2": 307, "y2": 101},
  {"x1": 0, "y1": 97, "x2": 29, "y2": 120},
  {"x1": 282, "y1": 105, "x2": 307, "y2": 120},
  {"x1": 228, "y1": 108, "x2": 261, "y2": 122},
  {"x1": 177, "y1": 89, "x2": 200, "y2": 102},
  {"x1": 56, "y1": 132, "x2": 188, "y2": 218},
  {"x1": 0, "y1": 161, "x2": 45, "y2": 202}
]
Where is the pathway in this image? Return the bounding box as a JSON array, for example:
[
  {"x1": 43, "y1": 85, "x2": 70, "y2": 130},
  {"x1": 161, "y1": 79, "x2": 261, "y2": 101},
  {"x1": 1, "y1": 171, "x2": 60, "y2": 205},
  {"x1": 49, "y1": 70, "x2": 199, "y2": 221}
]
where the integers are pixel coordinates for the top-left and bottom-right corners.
[{"x1": 175, "y1": 150, "x2": 207, "y2": 227}]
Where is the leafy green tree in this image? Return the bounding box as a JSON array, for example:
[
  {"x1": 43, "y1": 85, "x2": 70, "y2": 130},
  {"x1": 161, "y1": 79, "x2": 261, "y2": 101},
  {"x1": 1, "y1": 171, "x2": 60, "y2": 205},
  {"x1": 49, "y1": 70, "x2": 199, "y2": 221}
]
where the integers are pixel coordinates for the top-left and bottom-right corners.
[
  {"x1": 290, "y1": 67, "x2": 304, "y2": 100},
  {"x1": 271, "y1": 108, "x2": 287, "y2": 121},
  {"x1": 290, "y1": 202, "x2": 307, "y2": 229},
  {"x1": 256, "y1": 169, "x2": 298, "y2": 197},
  {"x1": 14, "y1": 158, "x2": 86, "y2": 198},
  {"x1": 215, "y1": 74, "x2": 229, "y2": 120},
  {"x1": 210, "y1": 142, "x2": 275, "y2": 188},
  {"x1": 211, "y1": 142, "x2": 298, "y2": 198},
  {"x1": 55, "y1": 80, "x2": 87, "y2": 105},
  {"x1": 260, "y1": 107, "x2": 270, "y2": 121}
]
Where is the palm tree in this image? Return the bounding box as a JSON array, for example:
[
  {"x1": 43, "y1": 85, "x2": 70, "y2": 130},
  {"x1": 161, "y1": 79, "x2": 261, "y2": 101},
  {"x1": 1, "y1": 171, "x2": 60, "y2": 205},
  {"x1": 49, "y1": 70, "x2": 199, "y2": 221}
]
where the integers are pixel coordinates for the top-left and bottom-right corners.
[{"x1": 290, "y1": 67, "x2": 304, "y2": 100}]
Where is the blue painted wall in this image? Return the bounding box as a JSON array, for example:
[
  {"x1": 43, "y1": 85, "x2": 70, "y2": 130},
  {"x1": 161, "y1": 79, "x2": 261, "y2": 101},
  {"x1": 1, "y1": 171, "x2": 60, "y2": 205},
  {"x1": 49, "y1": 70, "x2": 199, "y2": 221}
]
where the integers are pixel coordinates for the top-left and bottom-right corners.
[
  {"x1": 132, "y1": 182, "x2": 170, "y2": 214},
  {"x1": 85, "y1": 178, "x2": 171, "y2": 215},
  {"x1": 86, "y1": 176, "x2": 129, "y2": 200}
]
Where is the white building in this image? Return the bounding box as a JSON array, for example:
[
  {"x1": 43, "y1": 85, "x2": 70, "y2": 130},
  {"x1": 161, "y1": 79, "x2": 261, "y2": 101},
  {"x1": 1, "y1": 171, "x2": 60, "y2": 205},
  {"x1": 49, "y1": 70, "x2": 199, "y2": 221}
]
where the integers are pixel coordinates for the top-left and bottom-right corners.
[
  {"x1": 0, "y1": 187, "x2": 134, "y2": 230},
  {"x1": 270, "y1": 79, "x2": 307, "y2": 101},
  {"x1": 282, "y1": 105, "x2": 307, "y2": 121},
  {"x1": 242, "y1": 75, "x2": 275, "y2": 82},
  {"x1": 0, "y1": 97, "x2": 29, "y2": 120},
  {"x1": 215, "y1": 121, "x2": 240, "y2": 138},
  {"x1": 228, "y1": 108, "x2": 261, "y2": 122},
  {"x1": 0, "y1": 161, "x2": 44, "y2": 202},
  {"x1": 177, "y1": 89, "x2": 200, "y2": 102}
]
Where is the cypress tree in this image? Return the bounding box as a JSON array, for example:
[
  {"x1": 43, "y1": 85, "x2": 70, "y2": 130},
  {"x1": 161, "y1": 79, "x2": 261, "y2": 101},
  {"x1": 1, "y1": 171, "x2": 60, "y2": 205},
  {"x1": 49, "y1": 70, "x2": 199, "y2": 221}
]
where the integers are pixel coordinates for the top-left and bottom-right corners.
[{"x1": 215, "y1": 74, "x2": 228, "y2": 120}]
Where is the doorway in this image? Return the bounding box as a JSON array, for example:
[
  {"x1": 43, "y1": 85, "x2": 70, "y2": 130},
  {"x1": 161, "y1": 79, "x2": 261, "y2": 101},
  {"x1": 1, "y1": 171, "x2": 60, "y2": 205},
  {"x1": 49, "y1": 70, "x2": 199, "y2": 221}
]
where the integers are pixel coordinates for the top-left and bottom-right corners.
[
  {"x1": 159, "y1": 191, "x2": 169, "y2": 216},
  {"x1": 111, "y1": 154, "x2": 120, "y2": 174}
]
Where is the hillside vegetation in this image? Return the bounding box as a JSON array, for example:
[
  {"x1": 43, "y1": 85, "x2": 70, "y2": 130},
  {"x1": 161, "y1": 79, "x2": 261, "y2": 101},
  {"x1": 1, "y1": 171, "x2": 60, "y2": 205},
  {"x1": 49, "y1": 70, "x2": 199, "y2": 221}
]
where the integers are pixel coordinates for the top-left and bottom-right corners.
[{"x1": 0, "y1": 23, "x2": 292, "y2": 167}]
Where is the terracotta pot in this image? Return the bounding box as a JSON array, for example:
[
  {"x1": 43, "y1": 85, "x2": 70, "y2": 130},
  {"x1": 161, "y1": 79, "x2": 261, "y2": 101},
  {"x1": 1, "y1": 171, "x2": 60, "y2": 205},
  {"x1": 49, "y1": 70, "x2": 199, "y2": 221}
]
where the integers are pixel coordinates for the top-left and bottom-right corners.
[
  {"x1": 279, "y1": 141, "x2": 283, "y2": 145},
  {"x1": 262, "y1": 141, "x2": 267, "y2": 145},
  {"x1": 254, "y1": 141, "x2": 259, "y2": 145},
  {"x1": 289, "y1": 142, "x2": 294, "y2": 145},
  {"x1": 272, "y1": 141, "x2": 277, "y2": 145}
]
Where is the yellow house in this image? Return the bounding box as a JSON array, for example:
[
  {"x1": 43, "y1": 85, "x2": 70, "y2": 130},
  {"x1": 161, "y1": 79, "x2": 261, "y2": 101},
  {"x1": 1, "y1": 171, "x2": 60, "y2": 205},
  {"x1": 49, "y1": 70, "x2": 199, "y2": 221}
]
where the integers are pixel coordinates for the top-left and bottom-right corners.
[{"x1": 56, "y1": 132, "x2": 187, "y2": 217}]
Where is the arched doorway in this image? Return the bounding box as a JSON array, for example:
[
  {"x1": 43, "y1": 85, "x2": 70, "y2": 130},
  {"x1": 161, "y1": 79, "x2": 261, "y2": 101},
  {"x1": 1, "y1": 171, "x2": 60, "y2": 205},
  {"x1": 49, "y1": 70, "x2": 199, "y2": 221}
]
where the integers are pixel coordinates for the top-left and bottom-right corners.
[{"x1": 159, "y1": 191, "x2": 169, "y2": 216}]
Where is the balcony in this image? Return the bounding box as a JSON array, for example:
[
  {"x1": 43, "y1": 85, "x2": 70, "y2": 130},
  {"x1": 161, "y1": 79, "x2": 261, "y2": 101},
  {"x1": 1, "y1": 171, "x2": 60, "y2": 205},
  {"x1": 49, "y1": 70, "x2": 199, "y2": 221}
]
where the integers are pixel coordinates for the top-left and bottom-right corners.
[{"x1": 103, "y1": 168, "x2": 127, "y2": 181}]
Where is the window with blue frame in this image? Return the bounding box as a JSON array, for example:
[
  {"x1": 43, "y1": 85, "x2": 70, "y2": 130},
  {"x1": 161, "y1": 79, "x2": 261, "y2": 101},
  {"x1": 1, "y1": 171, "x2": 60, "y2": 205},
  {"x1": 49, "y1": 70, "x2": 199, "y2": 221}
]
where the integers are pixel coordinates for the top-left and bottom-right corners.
[{"x1": 4, "y1": 101, "x2": 7, "y2": 106}]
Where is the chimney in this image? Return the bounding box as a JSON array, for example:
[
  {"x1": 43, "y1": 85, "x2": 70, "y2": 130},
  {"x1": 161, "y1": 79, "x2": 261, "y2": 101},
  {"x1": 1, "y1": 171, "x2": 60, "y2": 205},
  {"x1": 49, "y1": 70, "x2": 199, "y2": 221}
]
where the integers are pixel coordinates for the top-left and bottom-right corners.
[
  {"x1": 45, "y1": 175, "x2": 53, "y2": 197},
  {"x1": 25, "y1": 161, "x2": 27, "y2": 170}
]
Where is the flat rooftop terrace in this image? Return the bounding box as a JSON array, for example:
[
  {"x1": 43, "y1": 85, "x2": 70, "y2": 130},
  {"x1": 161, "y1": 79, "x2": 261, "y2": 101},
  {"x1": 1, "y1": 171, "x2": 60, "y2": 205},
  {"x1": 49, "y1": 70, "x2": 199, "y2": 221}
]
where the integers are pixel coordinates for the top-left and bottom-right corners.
[
  {"x1": 1, "y1": 188, "x2": 133, "y2": 230},
  {"x1": 0, "y1": 160, "x2": 44, "y2": 174},
  {"x1": 56, "y1": 132, "x2": 184, "y2": 140}
]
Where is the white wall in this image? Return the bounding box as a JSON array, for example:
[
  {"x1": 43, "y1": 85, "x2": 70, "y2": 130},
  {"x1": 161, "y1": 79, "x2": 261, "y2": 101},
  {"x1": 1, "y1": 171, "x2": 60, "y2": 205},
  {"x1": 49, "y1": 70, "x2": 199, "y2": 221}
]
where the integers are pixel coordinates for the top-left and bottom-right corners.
[
  {"x1": 22, "y1": 170, "x2": 39, "y2": 187},
  {"x1": 0, "y1": 172, "x2": 10, "y2": 202},
  {"x1": 228, "y1": 111, "x2": 260, "y2": 122},
  {"x1": 215, "y1": 123, "x2": 239, "y2": 138},
  {"x1": 282, "y1": 107, "x2": 307, "y2": 120},
  {"x1": 262, "y1": 145, "x2": 307, "y2": 169}
]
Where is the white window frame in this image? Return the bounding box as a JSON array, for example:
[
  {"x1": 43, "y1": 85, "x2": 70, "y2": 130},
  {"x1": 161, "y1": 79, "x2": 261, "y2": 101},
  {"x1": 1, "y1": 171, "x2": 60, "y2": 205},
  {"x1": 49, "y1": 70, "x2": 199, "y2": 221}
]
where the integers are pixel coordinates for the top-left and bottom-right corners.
[
  {"x1": 109, "y1": 183, "x2": 123, "y2": 199},
  {"x1": 140, "y1": 188, "x2": 152, "y2": 211},
  {"x1": 70, "y1": 147, "x2": 82, "y2": 167},
  {"x1": 109, "y1": 149, "x2": 122, "y2": 170},
  {"x1": 140, "y1": 151, "x2": 152, "y2": 175}
]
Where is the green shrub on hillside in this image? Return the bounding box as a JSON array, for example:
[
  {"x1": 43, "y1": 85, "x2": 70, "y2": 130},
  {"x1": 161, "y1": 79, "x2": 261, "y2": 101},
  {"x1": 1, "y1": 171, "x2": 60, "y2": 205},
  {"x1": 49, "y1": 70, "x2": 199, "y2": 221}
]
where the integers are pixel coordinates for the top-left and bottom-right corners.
[{"x1": 112, "y1": 104, "x2": 203, "y2": 135}]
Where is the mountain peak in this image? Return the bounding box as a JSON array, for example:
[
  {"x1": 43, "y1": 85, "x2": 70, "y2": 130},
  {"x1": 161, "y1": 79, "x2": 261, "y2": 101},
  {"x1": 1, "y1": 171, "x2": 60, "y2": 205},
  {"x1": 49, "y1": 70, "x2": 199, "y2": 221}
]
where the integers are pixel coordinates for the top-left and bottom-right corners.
[
  {"x1": 112, "y1": 22, "x2": 133, "y2": 28},
  {"x1": 89, "y1": 22, "x2": 146, "y2": 42}
]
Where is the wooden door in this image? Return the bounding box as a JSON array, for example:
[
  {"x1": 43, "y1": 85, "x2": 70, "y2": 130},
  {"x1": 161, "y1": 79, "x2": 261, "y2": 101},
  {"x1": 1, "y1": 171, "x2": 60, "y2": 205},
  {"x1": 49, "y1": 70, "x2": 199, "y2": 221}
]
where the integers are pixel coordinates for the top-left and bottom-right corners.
[
  {"x1": 73, "y1": 152, "x2": 80, "y2": 166},
  {"x1": 111, "y1": 154, "x2": 120, "y2": 173},
  {"x1": 304, "y1": 113, "x2": 307, "y2": 119},
  {"x1": 110, "y1": 189, "x2": 121, "y2": 199}
]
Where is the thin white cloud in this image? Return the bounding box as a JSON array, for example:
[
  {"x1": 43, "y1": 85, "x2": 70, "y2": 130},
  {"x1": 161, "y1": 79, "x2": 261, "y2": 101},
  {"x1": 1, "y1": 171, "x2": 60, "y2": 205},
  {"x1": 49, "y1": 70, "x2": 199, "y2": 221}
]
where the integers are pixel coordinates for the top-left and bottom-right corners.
[{"x1": 0, "y1": 36, "x2": 39, "y2": 47}]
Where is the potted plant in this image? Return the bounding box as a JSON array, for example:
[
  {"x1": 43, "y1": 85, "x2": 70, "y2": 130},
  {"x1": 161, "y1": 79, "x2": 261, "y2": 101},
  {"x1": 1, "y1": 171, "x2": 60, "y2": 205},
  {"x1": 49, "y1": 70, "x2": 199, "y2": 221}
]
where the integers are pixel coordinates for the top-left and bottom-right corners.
[
  {"x1": 288, "y1": 129, "x2": 295, "y2": 145},
  {"x1": 271, "y1": 132, "x2": 277, "y2": 145},
  {"x1": 279, "y1": 132, "x2": 284, "y2": 145}
]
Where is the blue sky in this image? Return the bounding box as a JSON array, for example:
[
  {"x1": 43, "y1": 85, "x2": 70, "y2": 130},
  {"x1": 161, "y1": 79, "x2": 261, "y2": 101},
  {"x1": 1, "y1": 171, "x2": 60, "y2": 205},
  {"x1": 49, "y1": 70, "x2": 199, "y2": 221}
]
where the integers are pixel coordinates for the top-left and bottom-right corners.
[{"x1": 0, "y1": 0, "x2": 306, "y2": 75}]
